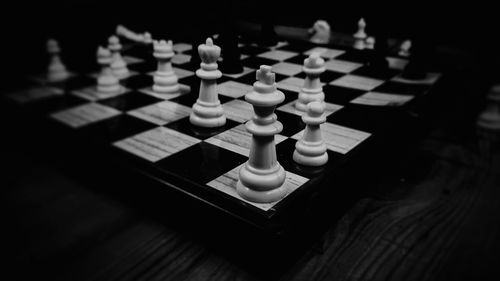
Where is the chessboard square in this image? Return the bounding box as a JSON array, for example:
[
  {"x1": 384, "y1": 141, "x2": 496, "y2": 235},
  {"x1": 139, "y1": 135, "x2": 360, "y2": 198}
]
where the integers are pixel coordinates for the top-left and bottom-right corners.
[
  {"x1": 138, "y1": 84, "x2": 190, "y2": 101},
  {"x1": 294, "y1": 70, "x2": 344, "y2": 83},
  {"x1": 173, "y1": 43, "x2": 192, "y2": 53},
  {"x1": 127, "y1": 100, "x2": 192, "y2": 125},
  {"x1": 172, "y1": 67, "x2": 195, "y2": 79},
  {"x1": 30, "y1": 71, "x2": 77, "y2": 85},
  {"x1": 205, "y1": 124, "x2": 287, "y2": 156},
  {"x1": 170, "y1": 91, "x2": 232, "y2": 107},
  {"x1": 391, "y1": 72, "x2": 442, "y2": 85},
  {"x1": 6, "y1": 86, "x2": 64, "y2": 104},
  {"x1": 156, "y1": 142, "x2": 247, "y2": 184},
  {"x1": 222, "y1": 99, "x2": 254, "y2": 123},
  {"x1": 222, "y1": 67, "x2": 254, "y2": 79},
  {"x1": 98, "y1": 91, "x2": 162, "y2": 111},
  {"x1": 351, "y1": 65, "x2": 400, "y2": 80},
  {"x1": 271, "y1": 62, "x2": 303, "y2": 76},
  {"x1": 123, "y1": 56, "x2": 144, "y2": 64},
  {"x1": 350, "y1": 91, "x2": 414, "y2": 107},
  {"x1": 323, "y1": 85, "x2": 366, "y2": 105},
  {"x1": 207, "y1": 164, "x2": 308, "y2": 211},
  {"x1": 122, "y1": 74, "x2": 154, "y2": 89},
  {"x1": 277, "y1": 77, "x2": 304, "y2": 92},
  {"x1": 335, "y1": 51, "x2": 369, "y2": 64},
  {"x1": 71, "y1": 85, "x2": 130, "y2": 101},
  {"x1": 218, "y1": 81, "x2": 254, "y2": 98},
  {"x1": 257, "y1": 50, "x2": 298, "y2": 61},
  {"x1": 275, "y1": 111, "x2": 306, "y2": 137},
  {"x1": 291, "y1": 122, "x2": 371, "y2": 154},
  {"x1": 113, "y1": 126, "x2": 201, "y2": 162},
  {"x1": 242, "y1": 56, "x2": 277, "y2": 69},
  {"x1": 386, "y1": 57, "x2": 409, "y2": 70},
  {"x1": 325, "y1": 59, "x2": 363, "y2": 73},
  {"x1": 330, "y1": 75, "x2": 384, "y2": 91},
  {"x1": 129, "y1": 61, "x2": 156, "y2": 73},
  {"x1": 172, "y1": 53, "x2": 192, "y2": 65},
  {"x1": 278, "y1": 42, "x2": 314, "y2": 53},
  {"x1": 285, "y1": 54, "x2": 309, "y2": 65},
  {"x1": 64, "y1": 76, "x2": 96, "y2": 91},
  {"x1": 304, "y1": 47, "x2": 345, "y2": 59},
  {"x1": 239, "y1": 45, "x2": 269, "y2": 55},
  {"x1": 50, "y1": 102, "x2": 121, "y2": 128},
  {"x1": 165, "y1": 116, "x2": 239, "y2": 140},
  {"x1": 277, "y1": 100, "x2": 343, "y2": 117},
  {"x1": 30, "y1": 94, "x2": 88, "y2": 115},
  {"x1": 80, "y1": 114, "x2": 156, "y2": 142},
  {"x1": 374, "y1": 81, "x2": 429, "y2": 96}
]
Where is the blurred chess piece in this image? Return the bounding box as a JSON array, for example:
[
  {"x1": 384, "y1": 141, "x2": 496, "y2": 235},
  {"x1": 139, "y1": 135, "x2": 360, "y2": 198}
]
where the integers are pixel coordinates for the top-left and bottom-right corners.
[
  {"x1": 96, "y1": 46, "x2": 121, "y2": 95},
  {"x1": 308, "y1": 20, "x2": 331, "y2": 44},
  {"x1": 399, "y1": 39, "x2": 412, "y2": 57},
  {"x1": 477, "y1": 84, "x2": 500, "y2": 130},
  {"x1": 353, "y1": 18, "x2": 367, "y2": 50},
  {"x1": 116, "y1": 24, "x2": 153, "y2": 44},
  {"x1": 47, "y1": 39, "x2": 70, "y2": 82},
  {"x1": 365, "y1": 36, "x2": 375, "y2": 50}
]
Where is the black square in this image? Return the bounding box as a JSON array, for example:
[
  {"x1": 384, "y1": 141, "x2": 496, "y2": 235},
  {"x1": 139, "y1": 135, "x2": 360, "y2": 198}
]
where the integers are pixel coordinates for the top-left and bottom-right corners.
[
  {"x1": 155, "y1": 141, "x2": 247, "y2": 184},
  {"x1": 81, "y1": 114, "x2": 156, "y2": 142},
  {"x1": 323, "y1": 85, "x2": 366, "y2": 105},
  {"x1": 336, "y1": 50, "x2": 369, "y2": 64},
  {"x1": 239, "y1": 45, "x2": 269, "y2": 55},
  {"x1": 285, "y1": 54, "x2": 308, "y2": 65},
  {"x1": 179, "y1": 75, "x2": 199, "y2": 93},
  {"x1": 280, "y1": 89, "x2": 299, "y2": 105},
  {"x1": 278, "y1": 42, "x2": 314, "y2": 53},
  {"x1": 326, "y1": 105, "x2": 401, "y2": 134},
  {"x1": 128, "y1": 61, "x2": 156, "y2": 73},
  {"x1": 242, "y1": 57, "x2": 277, "y2": 69},
  {"x1": 351, "y1": 65, "x2": 400, "y2": 80},
  {"x1": 64, "y1": 75, "x2": 95, "y2": 91},
  {"x1": 276, "y1": 111, "x2": 305, "y2": 137},
  {"x1": 374, "y1": 81, "x2": 430, "y2": 96},
  {"x1": 170, "y1": 92, "x2": 233, "y2": 107},
  {"x1": 122, "y1": 74, "x2": 154, "y2": 89},
  {"x1": 294, "y1": 70, "x2": 345, "y2": 83},
  {"x1": 30, "y1": 94, "x2": 87, "y2": 115},
  {"x1": 98, "y1": 91, "x2": 162, "y2": 111},
  {"x1": 165, "y1": 116, "x2": 239, "y2": 140}
]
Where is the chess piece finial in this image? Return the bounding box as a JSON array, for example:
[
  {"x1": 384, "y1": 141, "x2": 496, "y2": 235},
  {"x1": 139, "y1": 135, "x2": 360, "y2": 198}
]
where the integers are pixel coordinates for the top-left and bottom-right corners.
[
  {"x1": 198, "y1": 37, "x2": 221, "y2": 69},
  {"x1": 293, "y1": 101, "x2": 328, "y2": 166}
]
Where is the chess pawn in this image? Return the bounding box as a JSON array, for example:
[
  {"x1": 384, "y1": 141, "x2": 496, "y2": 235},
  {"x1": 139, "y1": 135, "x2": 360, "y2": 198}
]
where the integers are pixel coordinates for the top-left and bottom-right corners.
[
  {"x1": 293, "y1": 101, "x2": 328, "y2": 166},
  {"x1": 309, "y1": 20, "x2": 331, "y2": 44},
  {"x1": 296, "y1": 53, "x2": 325, "y2": 111},
  {"x1": 190, "y1": 38, "x2": 226, "y2": 127},
  {"x1": 365, "y1": 36, "x2": 375, "y2": 50},
  {"x1": 353, "y1": 18, "x2": 367, "y2": 50},
  {"x1": 108, "y1": 35, "x2": 129, "y2": 79},
  {"x1": 237, "y1": 65, "x2": 287, "y2": 203},
  {"x1": 47, "y1": 39, "x2": 70, "y2": 82},
  {"x1": 96, "y1": 46, "x2": 121, "y2": 94},
  {"x1": 152, "y1": 40, "x2": 180, "y2": 94},
  {"x1": 477, "y1": 84, "x2": 500, "y2": 130}
]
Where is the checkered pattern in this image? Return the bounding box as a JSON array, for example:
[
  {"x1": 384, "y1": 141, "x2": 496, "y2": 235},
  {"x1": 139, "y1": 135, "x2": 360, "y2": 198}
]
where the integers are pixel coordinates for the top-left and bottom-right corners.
[{"x1": 5, "y1": 38, "x2": 442, "y2": 214}]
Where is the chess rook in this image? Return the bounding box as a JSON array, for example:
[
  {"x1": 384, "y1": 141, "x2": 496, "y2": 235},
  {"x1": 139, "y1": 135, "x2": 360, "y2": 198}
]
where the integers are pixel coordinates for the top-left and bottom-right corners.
[
  {"x1": 47, "y1": 39, "x2": 70, "y2": 82},
  {"x1": 152, "y1": 40, "x2": 180, "y2": 94},
  {"x1": 477, "y1": 85, "x2": 500, "y2": 130},
  {"x1": 353, "y1": 18, "x2": 367, "y2": 50},
  {"x1": 190, "y1": 38, "x2": 226, "y2": 127},
  {"x1": 296, "y1": 53, "x2": 326, "y2": 111},
  {"x1": 96, "y1": 46, "x2": 121, "y2": 94},
  {"x1": 293, "y1": 101, "x2": 328, "y2": 166},
  {"x1": 237, "y1": 65, "x2": 287, "y2": 203},
  {"x1": 108, "y1": 35, "x2": 129, "y2": 79}
]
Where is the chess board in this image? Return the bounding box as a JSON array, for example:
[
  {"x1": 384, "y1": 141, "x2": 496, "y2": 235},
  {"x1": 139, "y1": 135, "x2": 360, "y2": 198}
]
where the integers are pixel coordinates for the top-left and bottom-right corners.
[{"x1": 3, "y1": 36, "x2": 444, "y2": 233}]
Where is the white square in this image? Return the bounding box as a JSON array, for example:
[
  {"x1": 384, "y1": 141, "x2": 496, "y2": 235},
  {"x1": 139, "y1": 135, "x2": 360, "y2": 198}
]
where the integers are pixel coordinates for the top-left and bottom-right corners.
[
  {"x1": 222, "y1": 67, "x2": 254, "y2": 79},
  {"x1": 172, "y1": 53, "x2": 192, "y2": 65},
  {"x1": 6, "y1": 86, "x2": 64, "y2": 103},
  {"x1": 386, "y1": 57, "x2": 409, "y2": 70},
  {"x1": 350, "y1": 91, "x2": 414, "y2": 106},
  {"x1": 218, "y1": 81, "x2": 253, "y2": 98},
  {"x1": 50, "y1": 103, "x2": 121, "y2": 128},
  {"x1": 123, "y1": 56, "x2": 144, "y2": 64},
  {"x1": 207, "y1": 164, "x2": 308, "y2": 211},
  {"x1": 127, "y1": 101, "x2": 191, "y2": 125},
  {"x1": 271, "y1": 62, "x2": 303, "y2": 76},
  {"x1": 113, "y1": 127, "x2": 201, "y2": 162},
  {"x1": 292, "y1": 122, "x2": 371, "y2": 154},
  {"x1": 71, "y1": 86, "x2": 130, "y2": 101},
  {"x1": 277, "y1": 77, "x2": 304, "y2": 92},
  {"x1": 173, "y1": 43, "x2": 192, "y2": 53},
  {"x1": 139, "y1": 84, "x2": 190, "y2": 100},
  {"x1": 222, "y1": 99, "x2": 254, "y2": 123},
  {"x1": 277, "y1": 100, "x2": 342, "y2": 117},
  {"x1": 304, "y1": 47, "x2": 345, "y2": 59},
  {"x1": 172, "y1": 67, "x2": 195, "y2": 79},
  {"x1": 324, "y1": 59, "x2": 363, "y2": 73},
  {"x1": 258, "y1": 50, "x2": 298, "y2": 61},
  {"x1": 330, "y1": 75, "x2": 384, "y2": 91}
]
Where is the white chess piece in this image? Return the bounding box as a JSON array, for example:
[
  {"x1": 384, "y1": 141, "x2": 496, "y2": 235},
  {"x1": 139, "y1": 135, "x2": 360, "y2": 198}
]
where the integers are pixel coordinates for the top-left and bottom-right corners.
[
  {"x1": 309, "y1": 20, "x2": 331, "y2": 44},
  {"x1": 47, "y1": 39, "x2": 70, "y2": 82},
  {"x1": 190, "y1": 38, "x2": 226, "y2": 128},
  {"x1": 152, "y1": 40, "x2": 180, "y2": 94},
  {"x1": 296, "y1": 52, "x2": 325, "y2": 111},
  {"x1": 477, "y1": 84, "x2": 500, "y2": 130},
  {"x1": 365, "y1": 36, "x2": 375, "y2": 50},
  {"x1": 293, "y1": 101, "x2": 328, "y2": 166},
  {"x1": 96, "y1": 46, "x2": 121, "y2": 94},
  {"x1": 353, "y1": 18, "x2": 367, "y2": 50},
  {"x1": 237, "y1": 65, "x2": 287, "y2": 203},
  {"x1": 108, "y1": 35, "x2": 129, "y2": 79},
  {"x1": 399, "y1": 39, "x2": 412, "y2": 57}
]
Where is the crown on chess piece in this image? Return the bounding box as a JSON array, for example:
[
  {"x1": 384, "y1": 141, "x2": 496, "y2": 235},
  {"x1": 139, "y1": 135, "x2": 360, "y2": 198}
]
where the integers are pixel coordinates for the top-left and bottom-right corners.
[
  {"x1": 256, "y1": 65, "x2": 275, "y2": 85},
  {"x1": 198, "y1": 38, "x2": 220, "y2": 66},
  {"x1": 153, "y1": 40, "x2": 174, "y2": 58}
]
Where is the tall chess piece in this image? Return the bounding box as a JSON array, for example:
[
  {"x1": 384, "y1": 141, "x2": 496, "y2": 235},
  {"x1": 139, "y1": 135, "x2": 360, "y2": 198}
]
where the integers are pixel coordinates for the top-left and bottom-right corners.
[
  {"x1": 47, "y1": 39, "x2": 70, "y2": 82},
  {"x1": 96, "y1": 46, "x2": 121, "y2": 94},
  {"x1": 293, "y1": 101, "x2": 328, "y2": 166},
  {"x1": 108, "y1": 35, "x2": 129, "y2": 79},
  {"x1": 152, "y1": 40, "x2": 180, "y2": 94},
  {"x1": 353, "y1": 18, "x2": 367, "y2": 50},
  {"x1": 477, "y1": 84, "x2": 500, "y2": 130},
  {"x1": 308, "y1": 20, "x2": 331, "y2": 44},
  {"x1": 237, "y1": 65, "x2": 287, "y2": 203},
  {"x1": 296, "y1": 53, "x2": 325, "y2": 111},
  {"x1": 190, "y1": 38, "x2": 226, "y2": 127}
]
